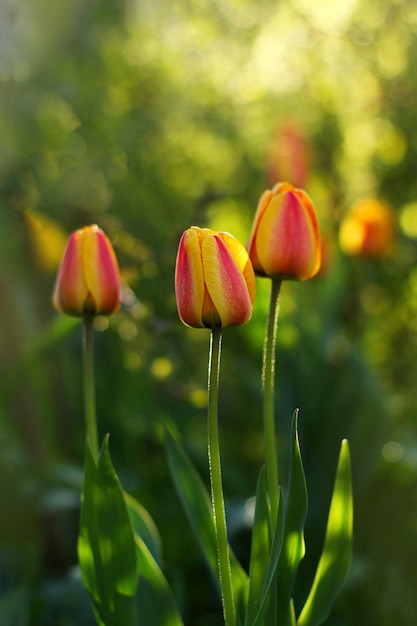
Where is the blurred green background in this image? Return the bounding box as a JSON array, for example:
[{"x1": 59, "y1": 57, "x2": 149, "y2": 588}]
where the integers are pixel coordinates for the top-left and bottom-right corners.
[{"x1": 2, "y1": 0, "x2": 417, "y2": 623}]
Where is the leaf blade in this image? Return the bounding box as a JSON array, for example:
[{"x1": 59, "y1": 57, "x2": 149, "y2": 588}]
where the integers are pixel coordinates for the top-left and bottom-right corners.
[
  {"x1": 297, "y1": 439, "x2": 353, "y2": 626},
  {"x1": 134, "y1": 534, "x2": 184, "y2": 626},
  {"x1": 165, "y1": 428, "x2": 248, "y2": 621},
  {"x1": 245, "y1": 467, "x2": 270, "y2": 626},
  {"x1": 78, "y1": 436, "x2": 139, "y2": 626},
  {"x1": 251, "y1": 487, "x2": 285, "y2": 626},
  {"x1": 277, "y1": 410, "x2": 308, "y2": 626}
]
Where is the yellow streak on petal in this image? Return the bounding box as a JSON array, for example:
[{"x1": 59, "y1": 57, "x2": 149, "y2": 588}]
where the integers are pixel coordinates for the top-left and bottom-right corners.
[
  {"x1": 202, "y1": 234, "x2": 253, "y2": 328},
  {"x1": 82, "y1": 226, "x2": 101, "y2": 313}
]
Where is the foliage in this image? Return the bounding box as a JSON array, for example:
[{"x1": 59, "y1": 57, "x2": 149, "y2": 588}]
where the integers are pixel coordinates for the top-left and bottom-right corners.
[{"x1": 1, "y1": 0, "x2": 417, "y2": 623}]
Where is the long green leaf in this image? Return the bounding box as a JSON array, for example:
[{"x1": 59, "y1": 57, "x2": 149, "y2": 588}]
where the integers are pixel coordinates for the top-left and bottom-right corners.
[
  {"x1": 277, "y1": 410, "x2": 308, "y2": 626},
  {"x1": 245, "y1": 467, "x2": 270, "y2": 626},
  {"x1": 251, "y1": 487, "x2": 285, "y2": 626},
  {"x1": 134, "y1": 534, "x2": 184, "y2": 626},
  {"x1": 165, "y1": 429, "x2": 248, "y2": 622},
  {"x1": 123, "y1": 479, "x2": 184, "y2": 624},
  {"x1": 297, "y1": 439, "x2": 353, "y2": 626},
  {"x1": 125, "y1": 492, "x2": 162, "y2": 565},
  {"x1": 78, "y1": 436, "x2": 139, "y2": 626}
]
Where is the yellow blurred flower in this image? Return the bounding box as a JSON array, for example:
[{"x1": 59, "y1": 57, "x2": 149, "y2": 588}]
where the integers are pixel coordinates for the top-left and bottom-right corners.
[
  {"x1": 339, "y1": 199, "x2": 395, "y2": 258},
  {"x1": 25, "y1": 210, "x2": 68, "y2": 272}
]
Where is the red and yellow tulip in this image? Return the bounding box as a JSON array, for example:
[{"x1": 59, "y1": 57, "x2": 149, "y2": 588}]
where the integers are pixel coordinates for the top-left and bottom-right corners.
[
  {"x1": 53, "y1": 225, "x2": 121, "y2": 317},
  {"x1": 246, "y1": 181, "x2": 321, "y2": 281},
  {"x1": 175, "y1": 226, "x2": 256, "y2": 329},
  {"x1": 339, "y1": 199, "x2": 395, "y2": 258},
  {"x1": 266, "y1": 121, "x2": 310, "y2": 189}
]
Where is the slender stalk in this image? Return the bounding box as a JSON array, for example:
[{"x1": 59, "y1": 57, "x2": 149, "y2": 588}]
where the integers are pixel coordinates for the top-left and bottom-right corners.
[
  {"x1": 83, "y1": 315, "x2": 99, "y2": 463},
  {"x1": 262, "y1": 278, "x2": 282, "y2": 527},
  {"x1": 207, "y1": 328, "x2": 236, "y2": 626}
]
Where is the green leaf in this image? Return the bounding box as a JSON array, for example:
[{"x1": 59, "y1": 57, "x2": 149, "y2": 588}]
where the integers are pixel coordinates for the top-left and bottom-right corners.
[
  {"x1": 251, "y1": 487, "x2": 284, "y2": 626},
  {"x1": 297, "y1": 439, "x2": 353, "y2": 626},
  {"x1": 125, "y1": 491, "x2": 184, "y2": 625},
  {"x1": 125, "y1": 491, "x2": 162, "y2": 565},
  {"x1": 245, "y1": 467, "x2": 270, "y2": 626},
  {"x1": 165, "y1": 428, "x2": 248, "y2": 622},
  {"x1": 134, "y1": 533, "x2": 184, "y2": 626},
  {"x1": 78, "y1": 436, "x2": 139, "y2": 626},
  {"x1": 277, "y1": 410, "x2": 308, "y2": 626}
]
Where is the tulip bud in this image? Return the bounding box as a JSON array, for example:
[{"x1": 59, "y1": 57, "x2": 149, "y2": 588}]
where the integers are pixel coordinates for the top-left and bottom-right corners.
[
  {"x1": 53, "y1": 225, "x2": 121, "y2": 317},
  {"x1": 246, "y1": 181, "x2": 321, "y2": 281},
  {"x1": 175, "y1": 226, "x2": 256, "y2": 329},
  {"x1": 339, "y1": 199, "x2": 395, "y2": 258}
]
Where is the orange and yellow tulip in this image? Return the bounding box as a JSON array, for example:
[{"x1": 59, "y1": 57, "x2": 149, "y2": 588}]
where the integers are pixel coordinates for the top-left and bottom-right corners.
[
  {"x1": 246, "y1": 181, "x2": 321, "y2": 281},
  {"x1": 175, "y1": 226, "x2": 256, "y2": 329},
  {"x1": 339, "y1": 199, "x2": 395, "y2": 258},
  {"x1": 53, "y1": 225, "x2": 121, "y2": 317}
]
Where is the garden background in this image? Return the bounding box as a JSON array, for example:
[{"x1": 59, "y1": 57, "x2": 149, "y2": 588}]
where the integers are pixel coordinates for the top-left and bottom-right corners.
[{"x1": 1, "y1": 0, "x2": 417, "y2": 623}]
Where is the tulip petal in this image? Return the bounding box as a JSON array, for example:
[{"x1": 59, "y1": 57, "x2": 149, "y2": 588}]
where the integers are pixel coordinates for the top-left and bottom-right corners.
[
  {"x1": 272, "y1": 181, "x2": 295, "y2": 195},
  {"x1": 202, "y1": 234, "x2": 253, "y2": 327},
  {"x1": 246, "y1": 190, "x2": 273, "y2": 274},
  {"x1": 83, "y1": 226, "x2": 121, "y2": 314},
  {"x1": 53, "y1": 231, "x2": 89, "y2": 314},
  {"x1": 218, "y1": 232, "x2": 256, "y2": 306},
  {"x1": 293, "y1": 188, "x2": 321, "y2": 277},
  {"x1": 175, "y1": 229, "x2": 205, "y2": 328},
  {"x1": 257, "y1": 191, "x2": 320, "y2": 280}
]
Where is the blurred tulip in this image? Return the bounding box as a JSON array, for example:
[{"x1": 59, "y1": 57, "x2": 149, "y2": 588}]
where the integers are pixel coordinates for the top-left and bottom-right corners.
[
  {"x1": 53, "y1": 225, "x2": 121, "y2": 316},
  {"x1": 339, "y1": 199, "x2": 395, "y2": 257},
  {"x1": 246, "y1": 181, "x2": 321, "y2": 281},
  {"x1": 175, "y1": 226, "x2": 256, "y2": 329},
  {"x1": 266, "y1": 120, "x2": 310, "y2": 188}
]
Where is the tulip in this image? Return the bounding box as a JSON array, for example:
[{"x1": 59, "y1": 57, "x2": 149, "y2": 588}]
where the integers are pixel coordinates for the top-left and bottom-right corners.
[
  {"x1": 266, "y1": 120, "x2": 310, "y2": 189},
  {"x1": 175, "y1": 226, "x2": 256, "y2": 625},
  {"x1": 175, "y1": 226, "x2": 256, "y2": 329},
  {"x1": 339, "y1": 199, "x2": 395, "y2": 257},
  {"x1": 246, "y1": 181, "x2": 321, "y2": 281},
  {"x1": 246, "y1": 182, "x2": 320, "y2": 525},
  {"x1": 53, "y1": 224, "x2": 121, "y2": 317}
]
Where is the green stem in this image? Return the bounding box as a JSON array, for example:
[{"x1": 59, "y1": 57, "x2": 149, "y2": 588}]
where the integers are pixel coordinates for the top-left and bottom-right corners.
[
  {"x1": 83, "y1": 315, "x2": 99, "y2": 463},
  {"x1": 208, "y1": 328, "x2": 236, "y2": 626},
  {"x1": 262, "y1": 278, "x2": 282, "y2": 527}
]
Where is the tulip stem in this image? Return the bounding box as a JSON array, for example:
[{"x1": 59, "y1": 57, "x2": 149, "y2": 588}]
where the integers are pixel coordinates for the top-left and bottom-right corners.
[
  {"x1": 208, "y1": 328, "x2": 236, "y2": 626},
  {"x1": 83, "y1": 315, "x2": 99, "y2": 464},
  {"x1": 263, "y1": 278, "x2": 282, "y2": 527}
]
